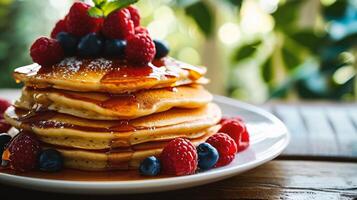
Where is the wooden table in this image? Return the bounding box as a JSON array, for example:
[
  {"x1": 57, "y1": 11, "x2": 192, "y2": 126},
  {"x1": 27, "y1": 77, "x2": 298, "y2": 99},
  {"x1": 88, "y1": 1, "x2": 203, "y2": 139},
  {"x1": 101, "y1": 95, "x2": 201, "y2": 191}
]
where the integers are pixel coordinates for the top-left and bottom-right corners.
[{"x1": 0, "y1": 90, "x2": 356, "y2": 199}]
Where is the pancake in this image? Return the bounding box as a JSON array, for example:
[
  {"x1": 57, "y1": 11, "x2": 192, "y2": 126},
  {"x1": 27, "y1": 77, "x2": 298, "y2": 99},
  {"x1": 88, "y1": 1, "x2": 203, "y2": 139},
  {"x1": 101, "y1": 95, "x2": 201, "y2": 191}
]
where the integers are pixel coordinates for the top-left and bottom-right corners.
[
  {"x1": 4, "y1": 103, "x2": 221, "y2": 150},
  {"x1": 13, "y1": 57, "x2": 207, "y2": 94},
  {"x1": 45, "y1": 125, "x2": 219, "y2": 171},
  {"x1": 15, "y1": 85, "x2": 212, "y2": 120}
]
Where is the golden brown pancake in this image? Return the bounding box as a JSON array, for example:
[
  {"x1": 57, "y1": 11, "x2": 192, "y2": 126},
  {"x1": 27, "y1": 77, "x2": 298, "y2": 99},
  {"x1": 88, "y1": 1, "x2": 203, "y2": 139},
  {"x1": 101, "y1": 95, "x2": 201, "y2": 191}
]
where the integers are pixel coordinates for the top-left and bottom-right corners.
[
  {"x1": 45, "y1": 125, "x2": 219, "y2": 171},
  {"x1": 13, "y1": 57, "x2": 207, "y2": 94},
  {"x1": 15, "y1": 85, "x2": 212, "y2": 120},
  {"x1": 4, "y1": 103, "x2": 221, "y2": 150}
]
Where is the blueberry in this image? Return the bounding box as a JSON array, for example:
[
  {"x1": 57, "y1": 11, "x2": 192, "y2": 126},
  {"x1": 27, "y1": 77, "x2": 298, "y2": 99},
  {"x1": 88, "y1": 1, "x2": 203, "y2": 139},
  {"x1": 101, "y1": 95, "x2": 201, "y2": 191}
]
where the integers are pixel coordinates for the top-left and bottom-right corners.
[
  {"x1": 197, "y1": 143, "x2": 219, "y2": 170},
  {"x1": 77, "y1": 33, "x2": 104, "y2": 57},
  {"x1": 56, "y1": 32, "x2": 78, "y2": 56},
  {"x1": 153, "y1": 40, "x2": 169, "y2": 59},
  {"x1": 139, "y1": 156, "x2": 161, "y2": 176},
  {"x1": 104, "y1": 39, "x2": 126, "y2": 57},
  {"x1": 0, "y1": 133, "x2": 11, "y2": 155},
  {"x1": 38, "y1": 149, "x2": 64, "y2": 172}
]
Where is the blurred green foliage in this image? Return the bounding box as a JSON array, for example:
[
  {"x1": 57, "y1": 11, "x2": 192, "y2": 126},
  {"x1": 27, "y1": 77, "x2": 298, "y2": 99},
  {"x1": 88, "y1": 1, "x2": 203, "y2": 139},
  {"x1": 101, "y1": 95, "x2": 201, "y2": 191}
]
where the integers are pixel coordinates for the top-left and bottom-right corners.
[{"x1": 174, "y1": 0, "x2": 357, "y2": 100}]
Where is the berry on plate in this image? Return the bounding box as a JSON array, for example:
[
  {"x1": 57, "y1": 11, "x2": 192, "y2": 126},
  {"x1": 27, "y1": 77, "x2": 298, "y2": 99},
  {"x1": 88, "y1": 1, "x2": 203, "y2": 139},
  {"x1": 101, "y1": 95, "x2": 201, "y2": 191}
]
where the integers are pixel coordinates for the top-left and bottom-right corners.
[
  {"x1": 0, "y1": 133, "x2": 11, "y2": 156},
  {"x1": 104, "y1": 39, "x2": 126, "y2": 57},
  {"x1": 4, "y1": 132, "x2": 41, "y2": 172},
  {"x1": 160, "y1": 138, "x2": 198, "y2": 176},
  {"x1": 102, "y1": 9, "x2": 134, "y2": 39},
  {"x1": 197, "y1": 142, "x2": 219, "y2": 170},
  {"x1": 66, "y1": 2, "x2": 103, "y2": 37},
  {"x1": 38, "y1": 149, "x2": 64, "y2": 172},
  {"x1": 139, "y1": 156, "x2": 161, "y2": 176},
  {"x1": 127, "y1": 6, "x2": 140, "y2": 27},
  {"x1": 154, "y1": 40, "x2": 169, "y2": 59},
  {"x1": 30, "y1": 37, "x2": 64, "y2": 66},
  {"x1": 50, "y1": 19, "x2": 67, "y2": 39},
  {"x1": 77, "y1": 33, "x2": 104, "y2": 57},
  {"x1": 0, "y1": 119, "x2": 11, "y2": 133},
  {"x1": 0, "y1": 99, "x2": 10, "y2": 117},
  {"x1": 56, "y1": 32, "x2": 78, "y2": 56},
  {"x1": 219, "y1": 117, "x2": 250, "y2": 152},
  {"x1": 125, "y1": 34, "x2": 156, "y2": 65},
  {"x1": 207, "y1": 133, "x2": 237, "y2": 167}
]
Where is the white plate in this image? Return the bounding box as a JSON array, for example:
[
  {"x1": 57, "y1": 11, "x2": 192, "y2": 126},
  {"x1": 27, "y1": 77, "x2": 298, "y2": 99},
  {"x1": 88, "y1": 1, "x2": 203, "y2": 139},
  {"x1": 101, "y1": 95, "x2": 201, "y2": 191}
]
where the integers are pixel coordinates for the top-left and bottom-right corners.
[{"x1": 0, "y1": 94, "x2": 290, "y2": 194}]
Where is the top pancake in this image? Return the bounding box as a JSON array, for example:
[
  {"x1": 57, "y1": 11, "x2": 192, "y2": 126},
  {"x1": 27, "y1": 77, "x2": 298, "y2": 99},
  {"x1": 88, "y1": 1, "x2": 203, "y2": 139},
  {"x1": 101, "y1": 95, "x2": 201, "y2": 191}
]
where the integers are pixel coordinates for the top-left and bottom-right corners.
[
  {"x1": 15, "y1": 85, "x2": 212, "y2": 120},
  {"x1": 13, "y1": 57, "x2": 207, "y2": 94}
]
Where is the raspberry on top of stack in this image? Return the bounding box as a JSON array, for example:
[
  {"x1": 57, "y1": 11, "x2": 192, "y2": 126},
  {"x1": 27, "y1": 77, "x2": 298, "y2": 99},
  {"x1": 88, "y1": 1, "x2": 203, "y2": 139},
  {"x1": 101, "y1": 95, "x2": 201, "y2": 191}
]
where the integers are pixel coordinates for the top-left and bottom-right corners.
[{"x1": 1, "y1": 0, "x2": 250, "y2": 176}]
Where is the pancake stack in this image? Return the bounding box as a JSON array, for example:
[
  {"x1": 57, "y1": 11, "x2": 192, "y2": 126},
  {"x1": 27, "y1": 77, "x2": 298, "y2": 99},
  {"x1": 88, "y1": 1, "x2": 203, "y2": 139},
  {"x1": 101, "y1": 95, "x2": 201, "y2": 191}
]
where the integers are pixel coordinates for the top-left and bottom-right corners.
[{"x1": 4, "y1": 57, "x2": 222, "y2": 171}]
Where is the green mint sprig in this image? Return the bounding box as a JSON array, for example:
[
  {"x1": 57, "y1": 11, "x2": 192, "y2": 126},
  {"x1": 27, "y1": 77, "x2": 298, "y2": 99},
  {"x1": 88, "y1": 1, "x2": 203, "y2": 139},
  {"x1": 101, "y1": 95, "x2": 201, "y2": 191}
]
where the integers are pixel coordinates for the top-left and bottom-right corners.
[{"x1": 88, "y1": 0, "x2": 139, "y2": 18}]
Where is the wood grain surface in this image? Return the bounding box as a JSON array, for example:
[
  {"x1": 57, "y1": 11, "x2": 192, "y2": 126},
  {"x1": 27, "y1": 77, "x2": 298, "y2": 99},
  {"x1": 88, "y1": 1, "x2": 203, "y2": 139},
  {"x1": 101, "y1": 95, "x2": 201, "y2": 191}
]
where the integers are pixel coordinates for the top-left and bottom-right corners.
[{"x1": 0, "y1": 161, "x2": 356, "y2": 199}]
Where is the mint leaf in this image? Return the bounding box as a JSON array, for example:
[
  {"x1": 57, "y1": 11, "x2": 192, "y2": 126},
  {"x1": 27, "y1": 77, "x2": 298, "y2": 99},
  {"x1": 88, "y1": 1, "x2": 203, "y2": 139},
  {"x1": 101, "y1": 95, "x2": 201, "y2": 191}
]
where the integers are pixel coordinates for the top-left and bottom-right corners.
[
  {"x1": 102, "y1": 0, "x2": 139, "y2": 16},
  {"x1": 88, "y1": 6, "x2": 104, "y2": 18},
  {"x1": 93, "y1": 0, "x2": 107, "y2": 7}
]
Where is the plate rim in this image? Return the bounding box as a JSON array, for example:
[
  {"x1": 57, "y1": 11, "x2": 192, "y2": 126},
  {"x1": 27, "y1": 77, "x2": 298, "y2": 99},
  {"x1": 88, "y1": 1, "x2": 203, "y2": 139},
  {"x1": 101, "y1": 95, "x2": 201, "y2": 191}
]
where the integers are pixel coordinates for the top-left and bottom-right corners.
[{"x1": 0, "y1": 95, "x2": 290, "y2": 193}]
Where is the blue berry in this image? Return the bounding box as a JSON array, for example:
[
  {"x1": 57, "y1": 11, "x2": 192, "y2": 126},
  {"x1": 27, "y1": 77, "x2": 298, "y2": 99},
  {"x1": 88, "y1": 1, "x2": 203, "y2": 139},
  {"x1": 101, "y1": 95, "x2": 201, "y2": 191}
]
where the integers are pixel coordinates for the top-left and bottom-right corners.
[
  {"x1": 38, "y1": 149, "x2": 64, "y2": 172},
  {"x1": 77, "y1": 33, "x2": 104, "y2": 57},
  {"x1": 0, "y1": 133, "x2": 11, "y2": 155},
  {"x1": 56, "y1": 32, "x2": 78, "y2": 56},
  {"x1": 139, "y1": 156, "x2": 161, "y2": 176},
  {"x1": 197, "y1": 143, "x2": 219, "y2": 170},
  {"x1": 153, "y1": 40, "x2": 169, "y2": 59},
  {"x1": 104, "y1": 39, "x2": 126, "y2": 57}
]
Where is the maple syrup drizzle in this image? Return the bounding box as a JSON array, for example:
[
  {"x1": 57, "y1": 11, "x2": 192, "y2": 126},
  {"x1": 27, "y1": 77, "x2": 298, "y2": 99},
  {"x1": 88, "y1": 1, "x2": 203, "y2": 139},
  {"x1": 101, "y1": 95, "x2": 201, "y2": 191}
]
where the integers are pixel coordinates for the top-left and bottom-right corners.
[{"x1": 14, "y1": 57, "x2": 204, "y2": 86}]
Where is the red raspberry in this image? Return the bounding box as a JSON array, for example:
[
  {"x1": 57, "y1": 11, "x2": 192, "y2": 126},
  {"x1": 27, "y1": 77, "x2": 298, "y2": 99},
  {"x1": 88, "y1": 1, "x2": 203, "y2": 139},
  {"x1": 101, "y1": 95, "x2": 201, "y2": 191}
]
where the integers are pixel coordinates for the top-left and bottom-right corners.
[
  {"x1": 0, "y1": 119, "x2": 11, "y2": 133},
  {"x1": 30, "y1": 37, "x2": 64, "y2": 66},
  {"x1": 219, "y1": 117, "x2": 250, "y2": 152},
  {"x1": 135, "y1": 26, "x2": 149, "y2": 35},
  {"x1": 125, "y1": 34, "x2": 156, "y2": 65},
  {"x1": 160, "y1": 138, "x2": 198, "y2": 176},
  {"x1": 4, "y1": 132, "x2": 41, "y2": 172},
  {"x1": 0, "y1": 99, "x2": 10, "y2": 116},
  {"x1": 215, "y1": 154, "x2": 235, "y2": 167},
  {"x1": 102, "y1": 9, "x2": 134, "y2": 39},
  {"x1": 127, "y1": 6, "x2": 140, "y2": 27},
  {"x1": 219, "y1": 116, "x2": 243, "y2": 124},
  {"x1": 66, "y1": 2, "x2": 103, "y2": 37},
  {"x1": 50, "y1": 19, "x2": 67, "y2": 39},
  {"x1": 206, "y1": 133, "x2": 237, "y2": 167}
]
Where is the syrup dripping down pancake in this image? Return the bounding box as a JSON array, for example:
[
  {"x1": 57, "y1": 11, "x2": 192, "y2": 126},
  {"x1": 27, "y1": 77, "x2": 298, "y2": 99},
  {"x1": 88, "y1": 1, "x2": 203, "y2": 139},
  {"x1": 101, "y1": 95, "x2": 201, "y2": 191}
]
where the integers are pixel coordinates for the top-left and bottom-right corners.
[
  {"x1": 15, "y1": 85, "x2": 212, "y2": 120},
  {"x1": 43, "y1": 126, "x2": 219, "y2": 171},
  {"x1": 4, "y1": 103, "x2": 221, "y2": 150},
  {"x1": 13, "y1": 57, "x2": 207, "y2": 94}
]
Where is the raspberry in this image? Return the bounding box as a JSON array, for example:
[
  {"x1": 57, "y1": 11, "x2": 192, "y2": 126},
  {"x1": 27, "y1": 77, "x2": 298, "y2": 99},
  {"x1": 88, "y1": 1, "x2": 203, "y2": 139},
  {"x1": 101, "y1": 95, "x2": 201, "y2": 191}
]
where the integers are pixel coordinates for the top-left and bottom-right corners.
[
  {"x1": 206, "y1": 133, "x2": 237, "y2": 167},
  {"x1": 215, "y1": 154, "x2": 235, "y2": 167},
  {"x1": 125, "y1": 34, "x2": 156, "y2": 65},
  {"x1": 219, "y1": 117, "x2": 250, "y2": 152},
  {"x1": 135, "y1": 26, "x2": 149, "y2": 35},
  {"x1": 0, "y1": 119, "x2": 11, "y2": 133},
  {"x1": 30, "y1": 37, "x2": 64, "y2": 66},
  {"x1": 0, "y1": 99, "x2": 10, "y2": 116},
  {"x1": 127, "y1": 6, "x2": 140, "y2": 27},
  {"x1": 4, "y1": 132, "x2": 41, "y2": 172},
  {"x1": 66, "y1": 2, "x2": 103, "y2": 37},
  {"x1": 219, "y1": 120, "x2": 245, "y2": 146},
  {"x1": 102, "y1": 9, "x2": 134, "y2": 39},
  {"x1": 160, "y1": 138, "x2": 198, "y2": 176},
  {"x1": 219, "y1": 116, "x2": 243, "y2": 124},
  {"x1": 50, "y1": 19, "x2": 67, "y2": 39}
]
